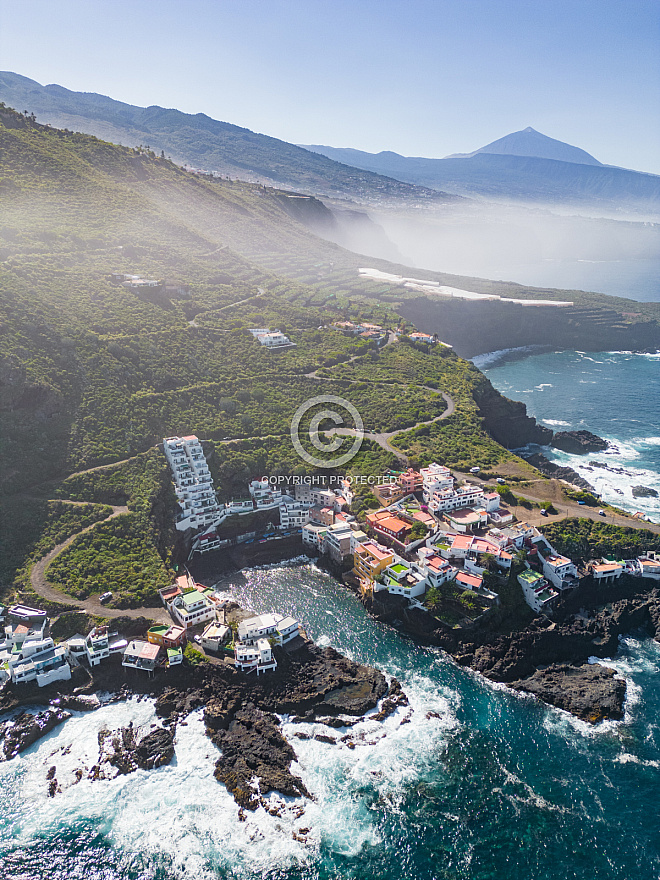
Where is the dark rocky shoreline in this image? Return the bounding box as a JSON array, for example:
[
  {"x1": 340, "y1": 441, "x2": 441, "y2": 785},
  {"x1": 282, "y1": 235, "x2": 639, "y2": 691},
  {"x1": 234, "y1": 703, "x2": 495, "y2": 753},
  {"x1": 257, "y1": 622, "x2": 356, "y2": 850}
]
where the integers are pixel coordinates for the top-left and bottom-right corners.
[
  {"x1": 0, "y1": 635, "x2": 403, "y2": 811},
  {"x1": 356, "y1": 575, "x2": 660, "y2": 724}
]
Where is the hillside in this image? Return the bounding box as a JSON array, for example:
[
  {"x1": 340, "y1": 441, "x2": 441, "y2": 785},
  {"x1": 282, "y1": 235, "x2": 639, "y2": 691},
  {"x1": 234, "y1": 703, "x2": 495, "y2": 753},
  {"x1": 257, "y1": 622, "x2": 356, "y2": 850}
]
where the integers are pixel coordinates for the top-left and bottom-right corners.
[
  {"x1": 0, "y1": 107, "x2": 536, "y2": 604},
  {"x1": 2, "y1": 108, "x2": 660, "y2": 610},
  {"x1": 303, "y1": 143, "x2": 660, "y2": 211},
  {"x1": 0, "y1": 71, "x2": 454, "y2": 205}
]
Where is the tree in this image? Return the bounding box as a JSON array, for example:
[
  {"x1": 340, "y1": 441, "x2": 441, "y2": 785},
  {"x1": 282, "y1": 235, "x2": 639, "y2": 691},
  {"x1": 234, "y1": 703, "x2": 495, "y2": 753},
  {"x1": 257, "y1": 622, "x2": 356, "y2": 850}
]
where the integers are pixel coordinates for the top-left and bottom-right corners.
[
  {"x1": 409, "y1": 521, "x2": 428, "y2": 541},
  {"x1": 424, "y1": 585, "x2": 442, "y2": 611}
]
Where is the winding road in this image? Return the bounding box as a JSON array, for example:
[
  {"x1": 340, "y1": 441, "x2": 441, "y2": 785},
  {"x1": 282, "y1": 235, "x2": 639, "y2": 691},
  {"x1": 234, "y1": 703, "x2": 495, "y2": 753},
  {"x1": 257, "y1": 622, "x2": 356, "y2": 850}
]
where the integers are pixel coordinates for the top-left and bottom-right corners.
[{"x1": 29, "y1": 502, "x2": 170, "y2": 623}]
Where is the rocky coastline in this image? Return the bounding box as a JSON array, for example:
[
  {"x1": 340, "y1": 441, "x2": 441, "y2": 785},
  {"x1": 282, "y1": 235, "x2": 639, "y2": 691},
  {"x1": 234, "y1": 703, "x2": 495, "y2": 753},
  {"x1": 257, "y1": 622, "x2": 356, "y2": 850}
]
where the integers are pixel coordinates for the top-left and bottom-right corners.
[
  {"x1": 357, "y1": 575, "x2": 660, "y2": 724},
  {"x1": 0, "y1": 631, "x2": 404, "y2": 812}
]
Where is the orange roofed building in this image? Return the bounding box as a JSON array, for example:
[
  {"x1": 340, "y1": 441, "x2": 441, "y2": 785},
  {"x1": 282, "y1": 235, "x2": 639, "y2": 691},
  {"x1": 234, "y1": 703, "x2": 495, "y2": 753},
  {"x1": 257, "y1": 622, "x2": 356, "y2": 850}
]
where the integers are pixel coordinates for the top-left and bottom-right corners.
[{"x1": 366, "y1": 509, "x2": 412, "y2": 546}]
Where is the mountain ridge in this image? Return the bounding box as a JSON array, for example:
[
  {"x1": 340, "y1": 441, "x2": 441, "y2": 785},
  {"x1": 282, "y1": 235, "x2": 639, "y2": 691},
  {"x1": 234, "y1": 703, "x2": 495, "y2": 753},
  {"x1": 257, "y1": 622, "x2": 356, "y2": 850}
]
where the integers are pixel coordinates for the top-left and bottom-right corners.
[
  {"x1": 302, "y1": 140, "x2": 660, "y2": 210},
  {"x1": 0, "y1": 71, "x2": 456, "y2": 205}
]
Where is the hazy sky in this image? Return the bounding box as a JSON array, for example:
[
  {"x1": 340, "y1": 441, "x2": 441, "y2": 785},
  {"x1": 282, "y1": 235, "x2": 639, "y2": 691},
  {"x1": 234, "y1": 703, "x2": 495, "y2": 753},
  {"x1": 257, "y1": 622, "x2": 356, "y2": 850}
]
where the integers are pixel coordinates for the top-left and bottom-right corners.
[{"x1": 1, "y1": 0, "x2": 659, "y2": 172}]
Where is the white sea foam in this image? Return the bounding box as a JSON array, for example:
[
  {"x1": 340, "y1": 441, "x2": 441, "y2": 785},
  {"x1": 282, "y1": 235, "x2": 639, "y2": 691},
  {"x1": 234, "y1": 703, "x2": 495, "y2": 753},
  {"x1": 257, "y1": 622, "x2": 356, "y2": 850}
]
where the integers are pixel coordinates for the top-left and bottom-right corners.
[
  {"x1": 548, "y1": 439, "x2": 660, "y2": 521},
  {"x1": 0, "y1": 671, "x2": 461, "y2": 877},
  {"x1": 470, "y1": 346, "x2": 541, "y2": 369},
  {"x1": 541, "y1": 419, "x2": 571, "y2": 427}
]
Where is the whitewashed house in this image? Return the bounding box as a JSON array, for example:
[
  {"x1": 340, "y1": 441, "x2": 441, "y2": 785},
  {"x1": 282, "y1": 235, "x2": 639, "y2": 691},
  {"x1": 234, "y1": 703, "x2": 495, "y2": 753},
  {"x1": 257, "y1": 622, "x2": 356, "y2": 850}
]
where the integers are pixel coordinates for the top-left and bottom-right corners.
[
  {"x1": 170, "y1": 591, "x2": 217, "y2": 629},
  {"x1": 235, "y1": 639, "x2": 277, "y2": 674},
  {"x1": 8, "y1": 638, "x2": 71, "y2": 687}
]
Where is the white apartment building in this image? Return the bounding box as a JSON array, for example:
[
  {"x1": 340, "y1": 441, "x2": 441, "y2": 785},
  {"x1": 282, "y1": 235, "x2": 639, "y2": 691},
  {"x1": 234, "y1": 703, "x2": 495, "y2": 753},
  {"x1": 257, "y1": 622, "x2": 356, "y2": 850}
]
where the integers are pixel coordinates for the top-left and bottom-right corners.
[
  {"x1": 421, "y1": 465, "x2": 454, "y2": 505},
  {"x1": 163, "y1": 436, "x2": 222, "y2": 531},
  {"x1": 280, "y1": 500, "x2": 311, "y2": 530},
  {"x1": 427, "y1": 484, "x2": 487, "y2": 515},
  {"x1": 518, "y1": 568, "x2": 558, "y2": 614}
]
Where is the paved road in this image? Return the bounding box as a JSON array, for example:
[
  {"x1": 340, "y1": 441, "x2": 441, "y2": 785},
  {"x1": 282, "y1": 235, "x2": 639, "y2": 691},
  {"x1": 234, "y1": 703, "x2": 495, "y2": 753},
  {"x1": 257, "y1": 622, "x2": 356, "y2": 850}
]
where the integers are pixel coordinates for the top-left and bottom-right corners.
[
  {"x1": 453, "y1": 469, "x2": 660, "y2": 535},
  {"x1": 29, "y1": 503, "x2": 170, "y2": 623}
]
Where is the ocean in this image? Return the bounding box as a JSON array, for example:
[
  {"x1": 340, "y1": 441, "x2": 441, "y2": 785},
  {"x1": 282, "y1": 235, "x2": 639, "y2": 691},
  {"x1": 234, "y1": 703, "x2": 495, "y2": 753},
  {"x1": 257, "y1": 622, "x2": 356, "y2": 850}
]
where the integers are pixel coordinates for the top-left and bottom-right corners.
[
  {"x1": 1, "y1": 562, "x2": 660, "y2": 880},
  {"x1": 478, "y1": 349, "x2": 660, "y2": 522}
]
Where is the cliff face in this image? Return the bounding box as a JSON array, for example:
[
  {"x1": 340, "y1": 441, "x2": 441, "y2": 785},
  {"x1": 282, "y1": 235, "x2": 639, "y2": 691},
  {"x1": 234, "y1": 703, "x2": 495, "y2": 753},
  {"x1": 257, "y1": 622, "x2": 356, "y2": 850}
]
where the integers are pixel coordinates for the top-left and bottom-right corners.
[
  {"x1": 473, "y1": 376, "x2": 552, "y2": 448},
  {"x1": 398, "y1": 298, "x2": 660, "y2": 359}
]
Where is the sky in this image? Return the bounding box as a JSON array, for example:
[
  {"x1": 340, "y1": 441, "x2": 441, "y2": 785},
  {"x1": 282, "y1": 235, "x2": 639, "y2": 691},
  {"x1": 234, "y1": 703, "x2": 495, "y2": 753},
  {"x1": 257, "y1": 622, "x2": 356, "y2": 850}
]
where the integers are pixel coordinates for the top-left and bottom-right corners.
[{"x1": 1, "y1": 0, "x2": 659, "y2": 173}]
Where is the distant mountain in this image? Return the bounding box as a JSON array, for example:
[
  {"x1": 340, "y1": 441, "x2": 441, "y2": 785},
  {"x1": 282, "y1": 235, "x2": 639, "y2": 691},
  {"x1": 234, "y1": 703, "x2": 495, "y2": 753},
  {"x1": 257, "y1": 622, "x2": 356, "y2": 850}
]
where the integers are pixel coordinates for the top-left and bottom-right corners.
[
  {"x1": 445, "y1": 126, "x2": 602, "y2": 165},
  {"x1": 303, "y1": 132, "x2": 660, "y2": 211},
  {"x1": 0, "y1": 71, "x2": 454, "y2": 205}
]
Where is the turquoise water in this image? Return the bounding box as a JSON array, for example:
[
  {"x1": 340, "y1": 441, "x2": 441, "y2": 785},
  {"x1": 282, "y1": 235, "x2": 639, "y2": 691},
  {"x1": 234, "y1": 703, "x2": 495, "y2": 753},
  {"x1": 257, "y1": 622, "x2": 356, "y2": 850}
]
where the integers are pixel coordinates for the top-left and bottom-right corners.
[
  {"x1": 480, "y1": 349, "x2": 660, "y2": 521},
  {"x1": 2, "y1": 562, "x2": 660, "y2": 879}
]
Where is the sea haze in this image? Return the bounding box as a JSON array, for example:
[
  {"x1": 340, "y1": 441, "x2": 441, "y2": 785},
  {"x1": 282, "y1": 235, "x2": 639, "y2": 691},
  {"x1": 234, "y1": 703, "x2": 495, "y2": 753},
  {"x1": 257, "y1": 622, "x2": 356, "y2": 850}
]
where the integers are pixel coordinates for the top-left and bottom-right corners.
[
  {"x1": 481, "y1": 350, "x2": 660, "y2": 520},
  {"x1": 2, "y1": 562, "x2": 660, "y2": 879}
]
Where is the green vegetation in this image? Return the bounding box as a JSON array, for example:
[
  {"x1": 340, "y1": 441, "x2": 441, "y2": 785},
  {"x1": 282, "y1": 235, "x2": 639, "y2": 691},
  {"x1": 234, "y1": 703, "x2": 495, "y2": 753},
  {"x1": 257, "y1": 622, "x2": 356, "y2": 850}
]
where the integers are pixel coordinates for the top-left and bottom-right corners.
[
  {"x1": 1, "y1": 499, "x2": 113, "y2": 598},
  {"x1": 50, "y1": 611, "x2": 107, "y2": 642},
  {"x1": 542, "y1": 518, "x2": 660, "y2": 562},
  {"x1": 409, "y1": 521, "x2": 428, "y2": 541},
  {"x1": 1, "y1": 107, "x2": 655, "y2": 610},
  {"x1": 184, "y1": 642, "x2": 206, "y2": 666},
  {"x1": 46, "y1": 513, "x2": 170, "y2": 607},
  {"x1": 564, "y1": 489, "x2": 600, "y2": 507},
  {"x1": 424, "y1": 579, "x2": 488, "y2": 625}
]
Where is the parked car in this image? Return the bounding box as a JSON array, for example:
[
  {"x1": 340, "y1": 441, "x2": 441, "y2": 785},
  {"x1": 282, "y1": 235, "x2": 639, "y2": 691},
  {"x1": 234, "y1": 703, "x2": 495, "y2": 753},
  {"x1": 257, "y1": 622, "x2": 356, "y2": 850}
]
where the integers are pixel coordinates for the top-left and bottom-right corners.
[
  {"x1": 470, "y1": 467, "x2": 481, "y2": 474},
  {"x1": 99, "y1": 592, "x2": 113, "y2": 604},
  {"x1": 193, "y1": 635, "x2": 202, "y2": 644},
  {"x1": 598, "y1": 509, "x2": 606, "y2": 516},
  {"x1": 496, "y1": 478, "x2": 506, "y2": 485},
  {"x1": 540, "y1": 508, "x2": 548, "y2": 517}
]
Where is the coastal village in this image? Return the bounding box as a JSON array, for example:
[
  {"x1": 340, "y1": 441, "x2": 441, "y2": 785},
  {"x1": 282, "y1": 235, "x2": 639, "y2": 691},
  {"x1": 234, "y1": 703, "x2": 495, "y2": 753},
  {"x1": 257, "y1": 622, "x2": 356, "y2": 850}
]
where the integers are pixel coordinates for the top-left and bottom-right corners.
[{"x1": 2, "y1": 431, "x2": 659, "y2": 694}]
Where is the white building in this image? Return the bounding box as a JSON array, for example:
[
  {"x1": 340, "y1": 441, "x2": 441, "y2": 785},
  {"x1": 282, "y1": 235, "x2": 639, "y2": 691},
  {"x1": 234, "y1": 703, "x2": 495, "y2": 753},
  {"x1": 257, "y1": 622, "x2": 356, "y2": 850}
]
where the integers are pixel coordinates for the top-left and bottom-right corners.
[
  {"x1": 275, "y1": 616, "x2": 300, "y2": 644},
  {"x1": 638, "y1": 554, "x2": 660, "y2": 580},
  {"x1": 170, "y1": 591, "x2": 217, "y2": 629},
  {"x1": 249, "y1": 478, "x2": 285, "y2": 509},
  {"x1": 377, "y1": 559, "x2": 428, "y2": 599},
  {"x1": 201, "y1": 621, "x2": 230, "y2": 651},
  {"x1": 591, "y1": 560, "x2": 624, "y2": 582},
  {"x1": 85, "y1": 626, "x2": 110, "y2": 666},
  {"x1": 235, "y1": 639, "x2": 277, "y2": 674},
  {"x1": 8, "y1": 638, "x2": 71, "y2": 687},
  {"x1": 164, "y1": 435, "x2": 222, "y2": 531},
  {"x1": 238, "y1": 612, "x2": 299, "y2": 646},
  {"x1": 532, "y1": 537, "x2": 579, "y2": 590},
  {"x1": 518, "y1": 568, "x2": 558, "y2": 614},
  {"x1": 279, "y1": 500, "x2": 311, "y2": 529},
  {"x1": 294, "y1": 484, "x2": 338, "y2": 509},
  {"x1": 420, "y1": 463, "x2": 454, "y2": 499},
  {"x1": 302, "y1": 522, "x2": 327, "y2": 551},
  {"x1": 249, "y1": 328, "x2": 292, "y2": 348},
  {"x1": 350, "y1": 528, "x2": 369, "y2": 555},
  {"x1": 428, "y1": 484, "x2": 487, "y2": 516},
  {"x1": 420, "y1": 553, "x2": 457, "y2": 588}
]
